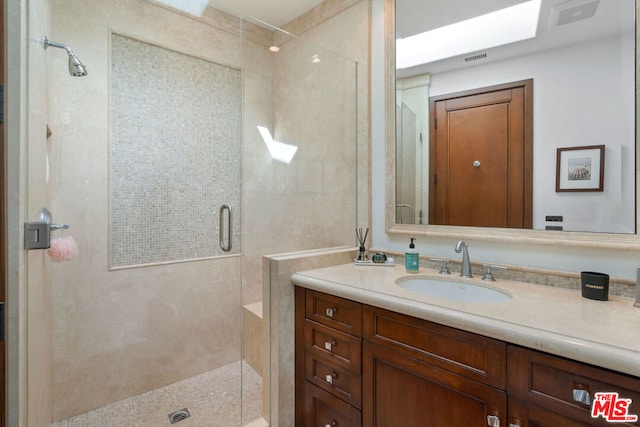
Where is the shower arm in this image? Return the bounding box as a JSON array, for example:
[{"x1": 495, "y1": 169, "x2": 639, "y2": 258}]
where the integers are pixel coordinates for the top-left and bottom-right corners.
[{"x1": 44, "y1": 37, "x2": 75, "y2": 55}]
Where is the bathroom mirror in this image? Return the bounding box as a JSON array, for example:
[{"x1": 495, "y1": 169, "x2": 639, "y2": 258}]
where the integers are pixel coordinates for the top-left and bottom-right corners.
[{"x1": 389, "y1": 0, "x2": 637, "y2": 236}]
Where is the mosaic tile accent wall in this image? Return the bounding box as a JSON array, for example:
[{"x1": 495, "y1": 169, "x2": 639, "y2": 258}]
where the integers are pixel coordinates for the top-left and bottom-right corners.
[{"x1": 111, "y1": 34, "x2": 242, "y2": 267}]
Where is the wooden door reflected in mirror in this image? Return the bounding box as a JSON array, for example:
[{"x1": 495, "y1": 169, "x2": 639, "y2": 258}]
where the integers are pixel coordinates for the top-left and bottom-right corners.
[{"x1": 429, "y1": 80, "x2": 532, "y2": 228}]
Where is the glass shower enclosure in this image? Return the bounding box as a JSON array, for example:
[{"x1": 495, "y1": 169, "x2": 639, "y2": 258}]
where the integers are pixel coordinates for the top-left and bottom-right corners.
[{"x1": 20, "y1": 0, "x2": 360, "y2": 425}]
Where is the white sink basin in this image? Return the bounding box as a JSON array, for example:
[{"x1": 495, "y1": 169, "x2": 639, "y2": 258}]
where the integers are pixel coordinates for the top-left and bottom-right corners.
[{"x1": 396, "y1": 276, "x2": 512, "y2": 304}]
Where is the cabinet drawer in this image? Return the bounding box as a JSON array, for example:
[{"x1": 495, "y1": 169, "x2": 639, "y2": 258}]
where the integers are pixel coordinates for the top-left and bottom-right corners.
[
  {"x1": 509, "y1": 397, "x2": 590, "y2": 427},
  {"x1": 508, "y1": 345, "x2": 640, "y2": 426},
  {"x1": 305, "y1": 319, "x2": 362, "y2": 373},
  {"x1": 302, "y1": 381, "x2": 362, "y2": 427},
  {"x1": 363, "y1": 305, "x2": 506, "y2": 389},
  {"x1": 306, "y1": 290, "x2": 362, "y2": 336},
  {"x1": 305, "y1": 350, "x2": 362, "y2": 409}
]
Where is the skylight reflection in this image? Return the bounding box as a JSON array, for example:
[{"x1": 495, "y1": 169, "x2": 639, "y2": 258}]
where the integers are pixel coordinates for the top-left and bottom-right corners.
[
  {"x1": 257, "y1": 126, "x2": 299, "y2": 164},
  {"x1": 153, "y1": 0, "x2": 208, "y2": 17},
  {"x1": 397, "y1": 0, "x2": 542, "y2": 69}
]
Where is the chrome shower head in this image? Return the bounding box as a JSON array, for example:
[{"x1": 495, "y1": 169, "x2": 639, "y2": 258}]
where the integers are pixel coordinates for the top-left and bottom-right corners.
[
  {"x1": 44, "y1": 37, "x2": 88, "y2": 77},
  {"x1": 67, "y1": 53, "x2": 88, "y2": 77}
]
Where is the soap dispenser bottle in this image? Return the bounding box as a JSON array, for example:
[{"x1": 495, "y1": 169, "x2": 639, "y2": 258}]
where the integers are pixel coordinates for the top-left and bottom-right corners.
[{"x1": 405, "y1": 238, "x2": 419, "y2": 273}]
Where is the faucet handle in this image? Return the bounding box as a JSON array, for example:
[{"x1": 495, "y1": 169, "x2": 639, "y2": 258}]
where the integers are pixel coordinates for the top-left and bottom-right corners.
[
  {"x1": 482, "y1": 264, "x2": 507, "y2": 282},
  {"x1": 429, "y1": 257, "x2": 451, "y2": 275}
]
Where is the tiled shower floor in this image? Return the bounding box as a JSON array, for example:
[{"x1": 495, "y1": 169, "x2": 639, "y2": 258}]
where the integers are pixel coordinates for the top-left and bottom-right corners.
[{"x1": 51, "y1": 361, "x2": 264, "y2": 427}]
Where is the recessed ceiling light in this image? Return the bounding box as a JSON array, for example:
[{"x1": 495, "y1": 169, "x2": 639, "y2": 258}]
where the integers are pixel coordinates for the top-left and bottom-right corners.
[
  {"x1": 397, "y1": 0, "x2": 541, "y2": 69},
  {"x1": 269, "y1": 46, "x2": 280, "y2": 52}
]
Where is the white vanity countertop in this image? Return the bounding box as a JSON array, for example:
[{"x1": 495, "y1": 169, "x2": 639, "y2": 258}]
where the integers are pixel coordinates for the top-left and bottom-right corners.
[{"x1": 291, "y1": 263, "x2": 640, "y2": 377}]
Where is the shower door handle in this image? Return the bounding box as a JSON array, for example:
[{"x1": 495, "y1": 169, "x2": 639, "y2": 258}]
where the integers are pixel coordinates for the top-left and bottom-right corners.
[{"x1": 219, "y1": 204, "x2": 232, "y2": 252}]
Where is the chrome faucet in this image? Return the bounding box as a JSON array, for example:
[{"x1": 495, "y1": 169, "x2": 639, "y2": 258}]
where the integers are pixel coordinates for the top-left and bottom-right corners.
[{"x1": 455, "y1": 240, "x2": 473, "y2": 278}]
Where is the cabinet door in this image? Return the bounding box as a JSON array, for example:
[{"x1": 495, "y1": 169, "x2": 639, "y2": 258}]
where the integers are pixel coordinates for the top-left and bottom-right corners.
[{"x1": 363, "y1": 341, "x2": 506, "y2": 427}]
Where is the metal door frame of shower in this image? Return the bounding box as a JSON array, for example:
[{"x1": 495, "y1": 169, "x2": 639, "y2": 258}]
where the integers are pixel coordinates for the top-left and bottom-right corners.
[{"x1": 0, "y1": 0, "x2": 6, "y2": 424}]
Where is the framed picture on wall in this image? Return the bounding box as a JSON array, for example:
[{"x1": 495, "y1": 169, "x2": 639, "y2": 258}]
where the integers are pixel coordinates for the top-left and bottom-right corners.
[{"x1": 556, "y1": 145, "x2": 605, "y2": 192}]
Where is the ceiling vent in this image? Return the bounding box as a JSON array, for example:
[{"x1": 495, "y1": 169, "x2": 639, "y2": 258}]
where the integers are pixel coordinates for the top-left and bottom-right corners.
[
  {"x1": 464, "y1": 53, "x2": 487, "y2": 63},
  {"x1": 548, "y1": 0, "x2": 600, "y2": 28}
]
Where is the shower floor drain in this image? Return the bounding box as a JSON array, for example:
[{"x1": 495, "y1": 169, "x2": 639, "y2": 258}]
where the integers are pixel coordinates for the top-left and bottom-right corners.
[{"x1": 168, "y1": 408, "x2": 191, "y2": 424}]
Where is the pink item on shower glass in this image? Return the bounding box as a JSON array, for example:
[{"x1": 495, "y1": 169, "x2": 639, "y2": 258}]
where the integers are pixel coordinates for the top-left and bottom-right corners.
[{"x1": 47, "y1": 236, "x2": 79, "y2": 262}]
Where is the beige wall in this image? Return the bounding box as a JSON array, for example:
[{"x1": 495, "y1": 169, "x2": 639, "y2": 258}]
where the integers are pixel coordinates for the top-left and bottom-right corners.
[
  {"x1": 280, "y1": 0, "x2": 370, "y2": 230},
  {"x1": 242, "y1": 0, "x2": 370, "y2": 306},
  {"x1": 279, "y1": 0, "x2": 371, "y2": 238}
]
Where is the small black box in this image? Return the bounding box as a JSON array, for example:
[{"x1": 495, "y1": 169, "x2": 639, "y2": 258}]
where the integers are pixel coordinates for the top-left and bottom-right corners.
[{"x1": 581, "y1": 271, "x2": 609, "y2": 301}]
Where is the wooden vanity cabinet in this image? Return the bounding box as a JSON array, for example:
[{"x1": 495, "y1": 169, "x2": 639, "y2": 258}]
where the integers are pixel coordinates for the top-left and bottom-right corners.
[{"x1": 295, "y1": 287, "x2": 640, "y2": 427}]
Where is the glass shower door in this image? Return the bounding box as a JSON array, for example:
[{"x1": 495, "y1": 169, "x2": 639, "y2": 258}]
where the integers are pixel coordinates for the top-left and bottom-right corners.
[{"x1": 42, "y1": 1, "x2": 250, "y2": 425}]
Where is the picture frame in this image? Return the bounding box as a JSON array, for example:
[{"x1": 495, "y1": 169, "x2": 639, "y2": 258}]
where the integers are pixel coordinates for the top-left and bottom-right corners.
[{"x1": 556, "y1": 145, "x2": 605, "y2": 192}]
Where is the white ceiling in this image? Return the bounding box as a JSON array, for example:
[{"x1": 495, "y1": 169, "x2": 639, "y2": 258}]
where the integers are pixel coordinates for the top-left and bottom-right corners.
[{"x1": 210, "y1": 0, "x2": 325, "y2": 28}]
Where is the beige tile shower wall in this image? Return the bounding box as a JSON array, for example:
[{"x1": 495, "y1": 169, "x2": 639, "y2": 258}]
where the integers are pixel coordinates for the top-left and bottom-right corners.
[
  {"x1": 280, "y1": 0, "x2": 371, "y2": 232},
  {"x1": 241, "y1": 0, "x2": 370, "y2": 306},
  {"x1": 46, "y1": 1, "x2": 268, "y2": 420},
  {"x1": 242, "y1": 36, "x2": 361, "y2": 305},
  {"x1": 266, "y1": 2, "x2": 368, "y2": 253},
  {"x1": 270, "y1": 44, "x2": 358, "y2": 249}
]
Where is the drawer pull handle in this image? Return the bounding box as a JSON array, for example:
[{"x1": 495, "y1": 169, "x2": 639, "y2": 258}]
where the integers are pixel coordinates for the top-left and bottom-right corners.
[
  {"x1": 509, "y1": 423, "x2": 521, "y2": 427},
  {"x1": 573, "y1": 388, "x2": 591, "y2": 406},
  {"x1": 325, "y1": 372, "x2": 337, "y2": 384},
  {"x1": 325, "y1": 421, "x2": 337, "y2": 427},
  {"x1": 325, "y1": 308, "x2": 336, "y2": 317},
  {"x1": 324, "y1": 340, "x2": 336, "y2": 351},
  {"x1": 487, "y1": 415, "x2": 500, "y2": 427}
]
